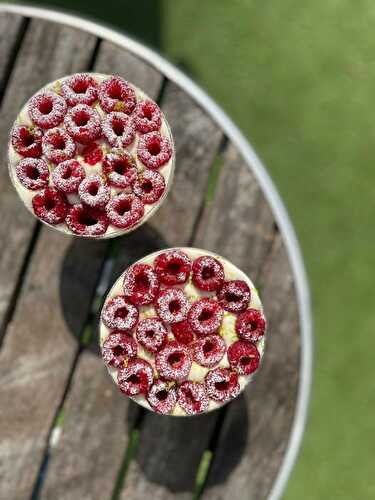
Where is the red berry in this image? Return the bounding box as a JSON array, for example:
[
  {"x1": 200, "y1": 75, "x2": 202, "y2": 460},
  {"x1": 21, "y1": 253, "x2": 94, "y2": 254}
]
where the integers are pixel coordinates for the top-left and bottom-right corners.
[
  {"x1": 98, "y1": 76, "x2": 137, "y2": 114},
  {"x1": 28, "y1": 91, "x2": 67, "y2": 129},
  {"x1": 82, "y1": 142, "x2": 103, "y2": 166},
  {"x1": 135, "y1": 317, "x2": 167, "y2": 353},
  {"x1": 192, "y1": 256, "x2": 225, "y2": 292},
  {"x1": 217, "y1": 280, "x2": 251, "y2": 313},
  {"x1": 154, "y1": 249, "x2": 191, "y2": 286},
  {"x1": 64, "y1": 104, "x2": 101, "y2": 144},
  {"x1": 102, "y1": 111, "x2": 135, "y2": 148},
  {"x1": 178, "y1": 381, "x2": 209, "y2": 415},
  {"x1": 78, "y1": 174, "x2": 110, "y2": 209},
  {"x1": 132, "y1": 169, "x2": 165, "y2": 205},
  {"x1": 51, "y1": 159, "x2": 85, "y2": 193},
  {"x1": 117, "y1": 358, "x2": 153, "y2": 396},
  {"x1": 227, "y1": 340, "x2": 260, "y2": 376},
  {"x1": 102, "y1": 331, "x2": 137, "y2": 368},
  {"x1": 155, "y1": 288, "x2": 190, "y2": 324},
  {"x1": 235, "y1": 309, "x2": 266, "y2": 342},
  {"x1": 11, "y1": 125, "x2": 43, "y2": 158},
  {"x1": 147, "y1": 379, "x2": 177, "y2": 414},
  {"x1": 65, "y1": 204, "x2": 109, "y2": 237},
  {"x1": 193, "y1": 334, "x2": 226, "y2": 368},
  {"x1": 106, "y1": 193, "x2": 144, "y2": 229},
  {"x1": 15, "y1": 158, "x2": 49, "y2": 190},
  {"x1": 101, "y1": 295, "x2": 139, "y2": 331},
  {"x1": 123, "y1": 263, "x2": 159, "y2": 306},
  {"x1": 32, "y1": 187, "x2": 68, "y2": 225},
  {"x1": 133, "y1": 100, "x2": 162, "y2": 134},
  {"x1": 42, "y1": 128, "x2": 76, "y2": 164},
  {"x1": 137, "y1": 131, "x2": 172, "y2": 170},
  {"x1": 171, "y1": 320, "x2": 195, "y2": 345},
  {"x1": 102, "y1": 150, "x2": 137, "y2": 188},
  {"x1": 61, "y1": 73, "x2": 98, "y2": 107},
  {"x1": 205, "y1": 368, "x2": 240, "y2": 403},
  {"x1": 155, "y1": 341, "x2": 192, "y2": 381},
  {"x1": 187, "y1": 298, "x2": 224, "y2": 336}
]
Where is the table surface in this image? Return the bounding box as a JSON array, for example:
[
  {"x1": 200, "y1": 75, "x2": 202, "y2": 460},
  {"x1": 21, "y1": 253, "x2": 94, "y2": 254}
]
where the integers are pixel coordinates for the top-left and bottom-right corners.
[{"x1": 0, "y1": 5, "x2": 312, "y2": 500}]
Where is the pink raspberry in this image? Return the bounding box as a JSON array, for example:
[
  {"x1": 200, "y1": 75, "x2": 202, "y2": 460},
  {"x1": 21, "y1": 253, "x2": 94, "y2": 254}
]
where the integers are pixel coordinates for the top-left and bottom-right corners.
[
  {"x1": 171, "y1": 320, "x2": 195, "y2": 345},
  {"x1": 28, "y1": 91, "x2": 67, "y2": 129},
  {"x1": 101, "y1": 295, "x2": 139, "y2": 331},
  {"x1": 15, "y1": 158, "x2": 49, "y2": 190},
  {"x1": 102, "y1": 331, "x2": 137, "y2": 368},
  {"x1": 227, "y1": 340, "x2": 260, "y2": 376},
  {"x1": 78, "y1": 174, "x2": 111, "y2": 209},
  {"x1": 123, "y1": 263, "x2": 159, "y2": 306},
  {"x1": 82, "y1": 142, "x2": 103, "y2": 166},
  {"x1": 178, "y1": 381, "x2": 209, "y2": 415},
  {"x1": 192, "y1": 255, "x2": 225, "y2": 292},
  {"x1": 235, "y1": 308, "x2": 266, "y2": 342},
  {"x1": 154, "y1": 249, "x2": 191, "y2": 286},
  {"x1": 155, "y1": 341, "x2": 192, "y2": 381},
  {"x1": 11, "y1": 125, "x2": 43, "y2": 158},
  {"x1": 193, "y1": 334, "x2": 226, "y2": 368},
  {"x1": 187, "y1": 298, "x2": 224, "y2": 336},
  {"x1": 133, "y1": 100, "x2": 162, "y2": 134},
  {"x1": 51, "y1": 159, "x2": 85, "y2": 193},
  {"x1": 61, "y1": 73, "x2": 98, "y2": 107},
  {"x1": 98, "y1": 76, "x2": 137, "y2": 114},
  {"x1": 42, "y1": 128, "x2": 76, "y2": 164},
  {"x1": 135, "y1": 317, "x2": 167, "y2": 353},
  {"x1": 102, "y1": 111, "x2": 135, "y2": 148},
  {"x1": 132, "y1": 169, "x2": 165, "y2": 205},
  {"x1": 147, "y1": 379, "x2": 177, "y2": 414},
  {"x1": 65, "y1": 204, "x2": 109, "y2": 237},
  {"x1": 137, "y1": 131, "x2": 172, "y2": 170},
  {"x1": 155, "y1": 288, "x2": 190, "y2": 324},
  {"x1": 117, "y1": 358, "x2": 153, "y2": 396},
  {"x1": 106, "y1": 193, "x2": 144, "y2": 229},
  {"x1": 217, "y1": 280, "x2": 251, "y2": 313},
  {"x1": 205, "y1": 368, "x2": 240, "y2": 403},
  {"x1": 32, "y1": 187, "x2": 68, "y2": 225},
  {"x1": 64, "y1": 104, "x2": 101, "y2": 144},
  {"x1": 102, "y1": 151, "x2": 137, "y2": 188}
]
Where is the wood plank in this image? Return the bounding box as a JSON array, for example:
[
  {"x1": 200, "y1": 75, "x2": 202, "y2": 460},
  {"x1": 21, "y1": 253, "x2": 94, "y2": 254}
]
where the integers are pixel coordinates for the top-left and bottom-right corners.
[{"x1": 0, "y1": 13, "x2": 25, "y2": 99}]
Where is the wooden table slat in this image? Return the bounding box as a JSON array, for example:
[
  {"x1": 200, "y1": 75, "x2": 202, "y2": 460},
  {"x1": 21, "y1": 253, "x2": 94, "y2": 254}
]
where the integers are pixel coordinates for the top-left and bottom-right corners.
[{"x1": 0, "y1": 13, "x2": 25, "y2": 100}]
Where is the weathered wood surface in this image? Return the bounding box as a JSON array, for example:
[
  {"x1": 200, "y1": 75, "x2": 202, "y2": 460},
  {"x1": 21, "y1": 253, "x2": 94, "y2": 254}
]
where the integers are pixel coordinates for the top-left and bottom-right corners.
[{"x1": 0, "y1": 13, "x2": 25, "y2": 98}]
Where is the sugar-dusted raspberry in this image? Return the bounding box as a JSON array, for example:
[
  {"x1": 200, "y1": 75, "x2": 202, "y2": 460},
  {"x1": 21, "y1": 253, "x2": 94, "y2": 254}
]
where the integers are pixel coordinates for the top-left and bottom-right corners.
[
  {"x1": 11, "y1": 125, "x2": 43, "y2": 158},
  {"x1": 51, "y1": 159, "x2": 85, "y2": 193},
  {"x1": 137, "y1": 131, "x2": 172, "y2": 170},
  {"x1": 32, "y1": 187, "x2": 68, "y2": 225},
  {"x1": 136, "y1": 317, "x2": 167, "y2": 353},
  {"x1": 123, "y1": 263, "x2": 159, "y2": 306},
  {"x1": 102, "y1": 331, "x2": 137, "y2": 368},
  {"x1": 65, "y1": 204, "x2": 109, "y2": 237},
  {"x1": 98, "y1": 76, "x2": 137, "y2": 114},
  {"x1": 118, "y1": 358, "x2": 153, "y2": 396},
  {"x1": 192, "y1": 255, "x2": 225, "y2": 292},
  {"x1": 187, "y1": 298, "x2": 224, "y2": 336},
  {"x1": 132, "y1": 169, "x2": 165, "y2": 205},
  {"x1": 42, "y1": 128, "x2": 76, "y2": 164},
  {"x1": 64, "y1": 104, "x2": 101, "y2": 144},
  {"x1": 178, "y1": 381, "x2": 209, "y2": 415},
  {"x1": 205, "y1": 368, "x2": 240, "y2": 403},
  {"x1": 155, "y1": 288, "x2": 190, "y2": 324},
  {"x1": 155, "y1": 341, "x2": 192, "y2": 381},
  {"x1": 102, "y1": 150, "x2": 137, "y2": 188},
  {"x1": 106, "y1": 193, "x2": 144, "y2": 229},
  {"x1": 82, "y1": 142, "x2": 103, "y2": 166},
  {"x1": 102, "y1": 111, "x2": 135, "y2": 148},
  {"x1": 28, "y1": 91, "x2": 67, "y2": 129},
  {"x1": 217, "y1": 280, "x2": 251, "y2": 313},
  {"x1": 133, "y1": 100, "x2": 162, "y2": 134},
  {"x1": 147, "y1": 379, "x2": 177, "y2": 414},
  {"x1": 171, "y1": 320, "x2": 195, "y2": 345},
  {"x1": 193, "y1": 334, "x2": 226, "y2": 368},
  {"x1": 15, "y1": 158, "x2": 49, "y2": 190},
  {"x1": 78, "y1": 174, "x2": 110, "y2": 209},
  {"x1": 235, "y1": 308, "x2": 266, "y2": 342},
  {"x1": 101, "y1": 295, "x2": 139, "y2": 331},
  {"x1": 227, "y1": 340, "x2": 260, "y2": 376},
  {"x1": 154, "y1": 249, "x2": 191, "y2": 286},
  {"x1": 61, "y1": 73, "x2": 98, "y2": 107}
]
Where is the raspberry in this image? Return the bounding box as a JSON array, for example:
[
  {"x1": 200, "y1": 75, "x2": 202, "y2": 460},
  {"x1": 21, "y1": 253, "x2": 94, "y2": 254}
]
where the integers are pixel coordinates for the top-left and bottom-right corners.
[
  {"x1": 192, "y1": 255, "x2": 225, "y2": 292},
  {"x1": 147, "y1": 379, "x2": 177, "y2": 414},
  {"x1": 132, "y1": 169, "x2": 165, "y2": 205},
  {"x1": 178, "y1": 381, "x2": 209, "y2": 415},
  {"x1": 51, "y1": 159, "x2": 85, "y2": 194},
  {"x1": 171, "y1": 320, "x2": 195, "y2": 345},
  {"x1": 154, "y1": 249, "x2": 191, "y2": 286},
  {"x1": 98, "y1": 76, "x2": 137, "y2": 114},
  {"x1": 82, "y1": 142, "x2": 103, "y2": 166},
  {"x1": 32, "y1": 187, "x2": 68, "y2": 225},
  {"x1": 42, "y1": 128, "x2": 76, "y2": 164},
  {"x1": 137, "y1": 131, "x2": 172, "y2": 170},
  {"x1": 205, "y1": 368, "x2": 240, "y2": 403},
  {"x1": 65, "y1": 204, "x2": 109, "y2": 237},
  {"x1": 11, "y1": 125, "x2": 43, "y2": 158},
  {"x1": 187, "y1": 298, "x2": 224, "y2": 336},
  {"x1": 61, "y1": 73, "x2": 98, "y2": 107},
  {"x1": 217, "y1": 280, "x2": 251, "y2": 313},
  {"x1": 133, "y1": 100, "x2": 162, "y2": 134},
  {"x1": 78, "y1": 174, "x2": 111, "y2": 209},
  {"x1": 102, "y1": 151, "x2": 137, "y2": 188},
  {"x1": 155, "y1": 288, "x2": 190, "y2": 324},
  {"x1": 155, "y1": 341, "x2": 192, "y2": 381},
  {"x1": 135, "y1": 317, "x2": 167, "y2": 353},
  {"x1": 102, "y1": 331, "x2": 137, "y2": 368},
  {"x1": 193, "y1": 334, "x2": 226, "y2": 368},
  {"x1": 117, "y1": 358, "x2": 153, "y2": 396},
  {"x1": 28, "y1": 91, "x2": 67, "y2": 129},
  {"x1": 235, "y1": 308, "x2": 266, "y2": 342},
  {"x1": 106, "y1": 193, "x2": 144, "y2": 229},
  {"x1": 102, "y1": 111, "x2": 135, "y2": 148},
  {"x1": 123, "y1": 263, "x2": 159, "y2": 306},
  {"x1": 227, "y1": 340, "x2": 260, "y2": 376},
  {"x1": 101, "y1": 295, "x2": 139, "y2": 331},
  {"x1": 15, "y1": 158, "x2": 49, "y2": 190},
  {"x1": 64, "y1": 104, "x2": 101, "y2": 144}
]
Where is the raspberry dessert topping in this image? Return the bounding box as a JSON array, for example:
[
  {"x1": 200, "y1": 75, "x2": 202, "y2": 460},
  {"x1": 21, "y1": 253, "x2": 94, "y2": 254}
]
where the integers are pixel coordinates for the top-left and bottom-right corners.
[
  {"x1": 64, "y1": 104, "x2": 101, "y2": 144},
  {"x1": 82, "y1": 142, "x2": 103, "y2": 165},
  {"x1": 154, "y1": 249, "x2": 191, "y2": 286},
  {"x1": 32, "y1": 187, "x2": 68, "y2": 225},
  {"x1": 137, "y1": 131, "x2": 172, "y2": 170},
  {"x1": 78, "y1": 174, "x2": 111, "y2": 209},
  {"x1": 102, "y1": 112, "x2": 135, "y2": 148},
  {"x1": 132, "y1": 169, "x2": 165, "y2": 205},
  {"x1": 101, "y1": 295, "x2": 139, "y2": 331},
  {"x1": 205, "y1": 368, "x2": 240, "y2": 403},
  {"x1": 102, "y1": 150, "x2": 137, "y2": 188},
  {"x1": 171, "y1": 320, "x2": 195, "y2": 345},
  {"x1": 123, "y1": 263, "x2": 159, "y2": 306},
  {"x1": 193, "y1": 334, "x2": 226, "y2": 368},
  {"x1": 133, "y1": 100, "x2": 162, "y2": 134},
  {"x1": 118, "y1": 358, "x2": 153, "y2": 396},
  {"x1": 147, "y1": 379, "x2": 177, "y2": 414},
  {"x1": 28, "y1": 91, "x2": 67, "y2": 129},
  {"x1": 51, "y1": 159, "x2": 85, "y2": 194},
  {"x1": 187, "y1": 298, "x2": 224, "y2": 336},
  {"x1": 227, "y1": 340, "x2": 260, "y2": 376},
  {"x1": 11, "y1": 125, "x2": 43, "y2": 158},
  {"x1": 156, "y1": 341, "x2": 192, "y2": 381},
  {"x1": 235, "y1": 308, "x2": 266, "y2": 342},
  {"x1": 102, "y1": 331, "x2": 137, "y2": 368},
  {"x1": 178, "y1": 381, "x2": 209, "y2": 415},
  {"x1": 192, "y1": 255, "x2": 225, "y2": 292},
  {"x1": 42, "y1": 128, "x2": 76, "y2": 164},
  {"x1": 155, "y1": 288, "x2": 191, "y2": 324},
  {"x1": 98, "y1": 76, "x2": 137, "y2": 114},
  {"x1": 106, "y1": 193, "x2": 144, "y2": 229},
  {"x1": 61, "y1": 73, "x2": 98, "y2": 107},
  {"x1": 65, "y1": 204, "x2": 109, "y2": 237},
  {"x1": 16, "y1": 158, "x2": 49, "y2": 190},
  {"x1": 136, "y1": 317, "x2": 167, "y2": 353},
  {"x1": 217, "y1": 280, "x2": 251, "y2": 313}
]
